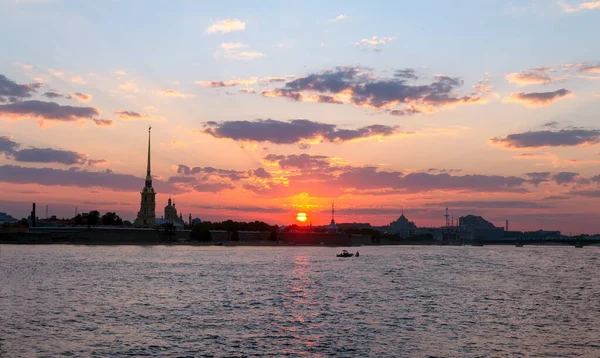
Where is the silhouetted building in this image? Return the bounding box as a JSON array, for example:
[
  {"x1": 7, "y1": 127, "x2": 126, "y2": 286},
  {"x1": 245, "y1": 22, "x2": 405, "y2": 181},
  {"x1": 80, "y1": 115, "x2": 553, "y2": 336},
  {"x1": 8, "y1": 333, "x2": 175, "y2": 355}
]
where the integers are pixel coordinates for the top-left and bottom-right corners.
[
  {"x1": 459, "y1": 214, "x2": 504, "y2": 241},
  {"x1": 156, "y1": 197, "x2": 185, "y2": 228},
  {"x1": 326, "y1": 201, "x2": 338, "y2": 233},
  {"x1": 0, "y1": 212, "x2": 18, "y2": 225},
  {"x1": 388, "y1": 213, "x2": 417, "y2": 238},
  {"x1": 134, "y1": 126, "x2": 156, "y2": 227}
]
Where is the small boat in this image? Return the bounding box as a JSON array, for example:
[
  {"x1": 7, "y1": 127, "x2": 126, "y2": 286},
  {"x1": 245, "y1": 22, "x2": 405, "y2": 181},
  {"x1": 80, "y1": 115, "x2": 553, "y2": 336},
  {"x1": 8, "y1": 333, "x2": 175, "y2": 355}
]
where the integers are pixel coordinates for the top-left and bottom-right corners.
[{"x1": 337, "y1": 250, "x2": 354, "y2": 258}]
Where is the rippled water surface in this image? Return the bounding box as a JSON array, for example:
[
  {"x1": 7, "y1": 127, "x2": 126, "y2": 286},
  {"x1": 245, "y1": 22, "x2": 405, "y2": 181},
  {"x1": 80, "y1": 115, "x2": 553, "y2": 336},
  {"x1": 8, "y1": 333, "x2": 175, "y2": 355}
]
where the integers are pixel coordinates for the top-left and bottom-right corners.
[{"x1": 1, "y1": 245, "x2": 600, "y2": 357}]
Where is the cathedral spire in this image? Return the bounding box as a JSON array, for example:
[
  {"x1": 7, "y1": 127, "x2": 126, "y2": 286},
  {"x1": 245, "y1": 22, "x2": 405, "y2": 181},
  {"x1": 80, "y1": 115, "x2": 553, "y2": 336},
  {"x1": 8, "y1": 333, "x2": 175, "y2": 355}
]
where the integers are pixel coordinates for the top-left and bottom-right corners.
[
  {"x1": 145, "y1": 126, "x2": 152, "y2": 188},
  {"x1": 147, "y1": 125, "x2": 152, "y2": 176}
]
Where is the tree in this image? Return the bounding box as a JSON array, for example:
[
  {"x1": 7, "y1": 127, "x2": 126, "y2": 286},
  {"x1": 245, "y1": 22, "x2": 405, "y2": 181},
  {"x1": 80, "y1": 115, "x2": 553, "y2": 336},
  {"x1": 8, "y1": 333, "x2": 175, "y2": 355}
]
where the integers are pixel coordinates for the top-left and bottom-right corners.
[
  {"x1": 73, "y1": 214, "x2": 84, "y2": 225},
  {"x1": 191, "y1": 224, "x2": 212, "y2": 242},
  {"x1": 101, "y1": 212, "x2": 123, "y2": 225},
  {"x1": 88, "y1": 211, "x2": 100, "y2": 226}
]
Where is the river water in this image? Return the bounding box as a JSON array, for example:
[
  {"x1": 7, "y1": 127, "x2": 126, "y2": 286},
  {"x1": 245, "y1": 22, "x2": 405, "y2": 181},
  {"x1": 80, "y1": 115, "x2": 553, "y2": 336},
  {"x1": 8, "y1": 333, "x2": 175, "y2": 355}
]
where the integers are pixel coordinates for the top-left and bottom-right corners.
[{"x1": 1, "y1": 245, "x2": 599, "y2": 357}]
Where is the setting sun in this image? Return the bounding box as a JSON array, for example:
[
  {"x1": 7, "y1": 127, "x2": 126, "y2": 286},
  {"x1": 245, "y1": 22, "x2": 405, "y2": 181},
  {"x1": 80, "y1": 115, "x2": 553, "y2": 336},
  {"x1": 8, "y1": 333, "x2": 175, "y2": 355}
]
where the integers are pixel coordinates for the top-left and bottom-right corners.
[{"x1": 296, "y1": 212, "x2": 307, "y2": 222}]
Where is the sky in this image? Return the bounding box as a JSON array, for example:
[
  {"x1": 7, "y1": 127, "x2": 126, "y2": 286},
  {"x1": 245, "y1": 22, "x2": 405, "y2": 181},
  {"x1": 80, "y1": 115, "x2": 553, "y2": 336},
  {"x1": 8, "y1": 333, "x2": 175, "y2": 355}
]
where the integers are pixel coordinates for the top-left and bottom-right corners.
[{"x1": 0, "y1": 0, "x2": 599, "y2": 233}]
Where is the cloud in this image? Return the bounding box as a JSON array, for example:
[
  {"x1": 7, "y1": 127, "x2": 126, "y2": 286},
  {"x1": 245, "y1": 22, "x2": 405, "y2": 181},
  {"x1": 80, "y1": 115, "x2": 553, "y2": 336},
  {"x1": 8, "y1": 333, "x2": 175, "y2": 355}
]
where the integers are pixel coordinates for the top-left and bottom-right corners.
[
  {"x1": 503, "y1": 89, "x2": 573, "y2": 107},
  {"x1": 201, "y1": 118, "x2": 408, "y2": 145},
  {"x1": 0, "y1": 136, "x2": 106, "y2": 166},
  {"x1": 260, "y1": 66, "x2": 489, "y2": 115},
  {"x1": 239, "y1": 88, "x2": 255, "y2": 93},
  {"x1": 12, "y1": 148, "x2": 89, "y2": 165},
  {"x1": 206, "y1": 18, "x2": 246, "y2": 34},
  {"x1": 505, "y1": 68, "x2": 560, "y2": 85},
  {"x1": 562, "y1": 1, "x2": 600, "y2": 12},
  {"x1": 155, "y1": 89, "x2": 193, "y2": 98},
  {"x1": 68, "y1": 92, "x2": 92, "y2": 102},
  {"x1": 215, "y1": 42, "x2": 265, "y2": 60},
  {"x1": 42, "y1": 91, "x2": 64, "y2": 99},
  {"x1": 256, "y1": 153, "x2": 530, "y2": 196},
  {"x1": 219, "y1": 42, "x2": 247, "y2": 50},
  {"x1": 92, "y1": 118, "x2": 114, "y2": 127},
  {"x1": 0, "y1": 165, "x2": 180, "y2": 193},
  {"x1": 580, "y1": 64, "x2": 600, "y2": 73},
  {"x1": 490, "y1": 128, "x2": 600, "y2": 148},
  {"x1": 0, "y1": 100, "x2": 100, "y2": 123},
  {"x1": 355, "y1": 36, "x2": 395, "y2": 51},
  {"x1": 427, "y1": 200, "x2": 549, "y2": 209},
  {"x1": 394, "y1": 69, "x2": 419, "y2": 80},
  {"x1": 112, "y1": 71, "x2": 126, "y2": 76},
  {"x1": 263, "y1": 153, "x2": 331, "y2": 170},
  {"x1": 552, "y1": 171, "x2": 582, "y2": 185},
  {"x1": 196, "y1": 77, "x2": 257, "y2": 88},
  {"x1": 0, "y1": 136, "x2": 19, "y2": 155},
  {"x1": 119, "y1": 81, "x2": 139, "y2": 92},
  {"x1": 567, "y1": 189, "x2": 600, "y2": 197},
  {"x1": 170, "y1": 164, "x2": 252, "y2": 193},
  {"x1": 223, "y1": 50, "x2": 265, "y2": 60},
  {"x1": 0, "y1": 74, "x2": 42, "y2": 102},
  {"x1": 115, "y1": 110, "x2": 150, "y2": 119},
  {"x1": 330, "y1": 14, "x2": 348, "y2": 22},
  {"x1": 71, "y1": 76, "x2": 86, "y2": 84},
  {"x1": 543, "y1": 195, "x2": 570, "y2": 200}
]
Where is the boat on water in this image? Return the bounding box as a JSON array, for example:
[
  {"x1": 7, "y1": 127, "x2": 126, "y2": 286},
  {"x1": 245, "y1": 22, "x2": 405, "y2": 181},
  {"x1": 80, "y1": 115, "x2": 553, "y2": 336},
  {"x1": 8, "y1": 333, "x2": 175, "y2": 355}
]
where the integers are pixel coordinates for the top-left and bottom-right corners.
[{"x1": 337, "y1": 250, "x2": 354, "y2": 258}]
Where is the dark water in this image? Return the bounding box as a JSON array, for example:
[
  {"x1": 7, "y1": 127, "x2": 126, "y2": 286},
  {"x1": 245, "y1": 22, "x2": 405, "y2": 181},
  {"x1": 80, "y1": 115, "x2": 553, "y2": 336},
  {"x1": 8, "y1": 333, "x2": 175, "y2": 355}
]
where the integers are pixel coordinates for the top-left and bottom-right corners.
[{"x1": 1, "y1": 245, "x2": 599, "y2": 357}]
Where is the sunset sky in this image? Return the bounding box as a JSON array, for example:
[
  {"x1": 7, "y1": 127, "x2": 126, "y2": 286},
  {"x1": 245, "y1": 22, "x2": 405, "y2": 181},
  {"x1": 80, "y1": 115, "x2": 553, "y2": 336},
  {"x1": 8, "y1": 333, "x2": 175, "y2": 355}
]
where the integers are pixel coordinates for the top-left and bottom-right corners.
[{"x1": 1, "y1": 0, "x2": 599, "y2": 233}]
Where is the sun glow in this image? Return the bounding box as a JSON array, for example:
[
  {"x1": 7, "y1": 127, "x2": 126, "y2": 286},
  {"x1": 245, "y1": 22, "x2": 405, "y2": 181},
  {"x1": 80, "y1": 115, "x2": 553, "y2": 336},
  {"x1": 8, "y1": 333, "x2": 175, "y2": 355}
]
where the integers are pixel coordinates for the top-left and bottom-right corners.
[{"x1": 296, "y1": 212, "x2": 308, "y2": 222}]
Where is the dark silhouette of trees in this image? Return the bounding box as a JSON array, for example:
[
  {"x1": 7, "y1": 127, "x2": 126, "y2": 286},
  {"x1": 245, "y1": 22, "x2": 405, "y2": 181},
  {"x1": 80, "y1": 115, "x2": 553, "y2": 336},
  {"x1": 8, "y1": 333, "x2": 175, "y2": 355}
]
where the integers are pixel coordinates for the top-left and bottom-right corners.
[
  {"x1": 101, "y1": 212, "x2": 123, "y2": 225},
  {"x1": 190, "y1": 224, "x2": 212, "y2": 242},
  {"x1": 87, "y1": 211, "x2": 100, "y2": 226}
]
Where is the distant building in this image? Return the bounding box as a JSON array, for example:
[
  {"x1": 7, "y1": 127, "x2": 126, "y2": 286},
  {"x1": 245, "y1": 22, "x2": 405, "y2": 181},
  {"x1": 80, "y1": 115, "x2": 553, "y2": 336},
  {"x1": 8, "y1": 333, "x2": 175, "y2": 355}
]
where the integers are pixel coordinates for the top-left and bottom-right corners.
[
  {"x1": 0, "y1": 212, "x2": 18, "y2": 225},
  {"x1": 326, "y1": 202, "x2": 338, "y2": 234},
  {"x1": 134, "y1": 126, "x2": 156, "y2": 227},
  {"x1": 156, "y1": 197, "x2": 185, "y2": 228},
  {"x1": 459, "y1": 214, "x2": 504, "y2": 241},
  {"x1": 388, "y1": 213, "x2": 417, "y2": 238}
]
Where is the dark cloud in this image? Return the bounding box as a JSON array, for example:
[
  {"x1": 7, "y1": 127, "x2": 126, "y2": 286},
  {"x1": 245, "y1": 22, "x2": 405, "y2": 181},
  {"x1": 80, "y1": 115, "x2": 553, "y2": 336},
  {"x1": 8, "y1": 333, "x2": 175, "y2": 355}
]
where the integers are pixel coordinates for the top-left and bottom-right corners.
[
  {"x1": 193, "y1": 182, "x2": 235, "y2": 192},
  {"x1": 176, "y1": 165, "x2": 247, "y2": 181},
  {"x1": 525, "y1": 172, "x2": 551, "y2": 185},
  {"x1": 0, "y1": 100, "x2": 100, "y2": 122},
  {"x1": 0, "y1": 136, "x2": 105, "y2": 166},
  {"x1": 0, "y1": 74, "x2": 42, "y2": 102},
  {"x1": 116, "y1": 110, "x2": 149, "y2": 119},
  {"x1": 202, "y1": 118, "x2": 406, "y2": 145},
  {"x1": 542, "y1": 121, "x2": 559, "y2": 128},
  {"x1": 552, "y1": 171, "x2": 583, "y2": 185},
  {"x1": 263, "y1": 153, "x2": 331, "y2": 170},
  {"x1": 0, "y1": 165, "x2": 180, "y2": 193},
  {"x1": 260, "y1": 66, "x2": 487, "y2": 114},
  {"x1": 504, "y1": 89, "x2": 572, "y2": 106},
  {"x1": 543, "y1": 195, "x2": 570, "y2": 200},
  {"x1": 394, "y1": 69, "x2": 418, "y2": 80},
  {"x1": 12, "y1": 148, "x2": 89, "y2": 165},
  {"x1": 190, "y1": 204, "x2": 287, "y2": 213},
  {"x1": 426, "y1": 201, "x2": 549, "y2": 209},
  {"x1": 92, "y1": 118, "x2": 115, "y2": 126},
  {"x1": 250, "y1": 167, "x2": 271, "y2": 179},
  {"x1": 567, "y1": 189, "x2": 600, "y2": 198},
  {"x1": 491, "y1": 129, "x2": 600, "y2": 148},
  {"x1": 42, "y1": 91, "x2": 64, "y2": 99},
  {"x1": 0, "y1": 136, "x2": 19, "y2": 155}
]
